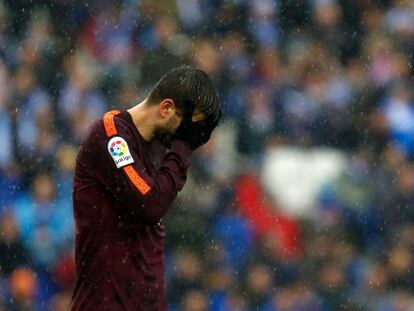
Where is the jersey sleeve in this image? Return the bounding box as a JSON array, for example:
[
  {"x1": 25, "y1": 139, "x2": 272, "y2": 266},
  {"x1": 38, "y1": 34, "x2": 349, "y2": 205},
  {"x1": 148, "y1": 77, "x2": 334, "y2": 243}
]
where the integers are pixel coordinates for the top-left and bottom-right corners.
[{"x1": 96, "y1": 110, "x2": 191, "y2": 223}]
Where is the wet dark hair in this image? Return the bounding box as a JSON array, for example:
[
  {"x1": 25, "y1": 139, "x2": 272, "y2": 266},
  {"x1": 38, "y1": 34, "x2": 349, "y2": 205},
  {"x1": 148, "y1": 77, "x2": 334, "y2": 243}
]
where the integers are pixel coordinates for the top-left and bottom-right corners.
[{"x1": 147, "y1": 66, "x2": 222, "y2": 123}]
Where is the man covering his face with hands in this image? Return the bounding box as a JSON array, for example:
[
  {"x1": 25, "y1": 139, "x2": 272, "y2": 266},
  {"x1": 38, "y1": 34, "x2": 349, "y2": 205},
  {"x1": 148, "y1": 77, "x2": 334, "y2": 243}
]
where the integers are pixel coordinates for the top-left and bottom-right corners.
[{"x1": 71, "y1": 66, "x2": 222, "y2": 311}]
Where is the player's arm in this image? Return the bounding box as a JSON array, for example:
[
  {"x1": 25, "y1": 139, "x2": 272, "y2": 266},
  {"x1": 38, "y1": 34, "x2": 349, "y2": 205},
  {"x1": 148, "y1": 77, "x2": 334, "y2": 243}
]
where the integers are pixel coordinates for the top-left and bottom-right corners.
[{"x1": 96, "y1": 111, "x2": 191, "y2": 223}]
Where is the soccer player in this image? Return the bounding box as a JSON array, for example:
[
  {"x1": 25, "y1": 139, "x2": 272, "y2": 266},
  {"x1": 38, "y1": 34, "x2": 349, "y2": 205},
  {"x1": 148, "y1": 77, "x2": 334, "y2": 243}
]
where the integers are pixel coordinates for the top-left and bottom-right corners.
[{"x1": 71, "y1": 66, "x2": 222, "y2": 310}]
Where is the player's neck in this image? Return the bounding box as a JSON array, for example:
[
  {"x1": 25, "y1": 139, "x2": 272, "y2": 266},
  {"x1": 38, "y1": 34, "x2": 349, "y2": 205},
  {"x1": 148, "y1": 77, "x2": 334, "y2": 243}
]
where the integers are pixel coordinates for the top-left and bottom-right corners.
[{"x1": 127, "y1": 100, "x2": 156, "y2": 142}]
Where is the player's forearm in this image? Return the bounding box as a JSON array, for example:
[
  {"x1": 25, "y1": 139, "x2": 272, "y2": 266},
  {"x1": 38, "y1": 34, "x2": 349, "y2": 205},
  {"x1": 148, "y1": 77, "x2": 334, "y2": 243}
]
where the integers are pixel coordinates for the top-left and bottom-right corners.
[{"x1": 140, "y1": 140, "x2": 191, "y2": 222}]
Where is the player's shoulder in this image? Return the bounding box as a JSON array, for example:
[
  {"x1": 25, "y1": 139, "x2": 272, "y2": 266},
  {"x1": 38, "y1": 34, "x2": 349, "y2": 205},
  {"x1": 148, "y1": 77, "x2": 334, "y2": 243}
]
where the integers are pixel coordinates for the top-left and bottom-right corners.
[
  {"x1": 100, "y1": 109, "x2": 135, "y2": 136},
  {"x1": 81, "y1": 110, "x2": 128, "y2": 145},
  {"x1": 102, "y1": 110, "x2": 137, "y2": 169},
  {"x1": 102, "y1": 110, "x2": 123, "y2": 136}
]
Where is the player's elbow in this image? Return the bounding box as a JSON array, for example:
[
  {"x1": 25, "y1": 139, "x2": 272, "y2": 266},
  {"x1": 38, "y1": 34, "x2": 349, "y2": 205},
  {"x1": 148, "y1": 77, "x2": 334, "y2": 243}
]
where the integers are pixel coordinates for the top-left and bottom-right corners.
[
  {"x1": 141, "y1": 208, "x2": 165, "y2": 224},
  {"x1": 138, "y1": 185, "x2": 178, "y2": 223}
]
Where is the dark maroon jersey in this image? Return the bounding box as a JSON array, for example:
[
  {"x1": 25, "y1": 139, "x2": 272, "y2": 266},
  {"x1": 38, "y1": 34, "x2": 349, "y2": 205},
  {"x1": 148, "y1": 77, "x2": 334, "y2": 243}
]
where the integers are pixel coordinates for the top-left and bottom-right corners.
[{"x1": 71, "y1": 110, "x2": 191, "y2": 311}]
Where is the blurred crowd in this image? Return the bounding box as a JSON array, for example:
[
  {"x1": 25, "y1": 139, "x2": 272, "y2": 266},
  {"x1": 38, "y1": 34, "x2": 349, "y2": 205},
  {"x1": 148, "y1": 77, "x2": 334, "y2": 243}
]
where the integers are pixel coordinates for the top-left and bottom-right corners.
[{"x1": 0, "y1": 0, "x2": 414, "y2": 310}]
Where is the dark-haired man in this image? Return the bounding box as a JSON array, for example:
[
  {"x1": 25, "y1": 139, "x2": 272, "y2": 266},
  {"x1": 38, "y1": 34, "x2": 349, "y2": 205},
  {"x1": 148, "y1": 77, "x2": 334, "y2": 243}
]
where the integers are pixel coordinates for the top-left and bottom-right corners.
[{"x1": 71, "y1": 66, "x2": 222, "y2": 310}]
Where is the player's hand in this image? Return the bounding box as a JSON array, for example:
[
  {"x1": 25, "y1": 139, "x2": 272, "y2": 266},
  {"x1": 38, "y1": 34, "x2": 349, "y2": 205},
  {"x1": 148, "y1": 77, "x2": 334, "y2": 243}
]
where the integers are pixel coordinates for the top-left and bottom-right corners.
[{"x1": 175, "y1": 115, "x2": 219, "y2": 150}]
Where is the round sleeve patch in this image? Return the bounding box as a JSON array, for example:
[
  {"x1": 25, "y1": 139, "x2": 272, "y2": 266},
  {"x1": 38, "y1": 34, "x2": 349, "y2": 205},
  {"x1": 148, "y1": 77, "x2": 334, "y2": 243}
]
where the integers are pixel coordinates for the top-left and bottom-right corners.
[{"x1": 108, "y1": 136, "x2": 135, "y2": 168}]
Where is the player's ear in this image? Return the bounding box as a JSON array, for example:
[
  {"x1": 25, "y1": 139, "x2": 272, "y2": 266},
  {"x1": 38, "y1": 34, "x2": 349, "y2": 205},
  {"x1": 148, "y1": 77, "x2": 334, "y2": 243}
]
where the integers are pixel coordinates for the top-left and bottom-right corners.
[{"x1": 159, "y1": 99, "x2": 176, "y2": 118}]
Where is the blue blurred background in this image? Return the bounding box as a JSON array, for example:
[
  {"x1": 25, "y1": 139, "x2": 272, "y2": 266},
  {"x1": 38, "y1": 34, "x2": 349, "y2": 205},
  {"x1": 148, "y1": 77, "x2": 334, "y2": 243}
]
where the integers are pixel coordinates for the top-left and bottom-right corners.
[{"x1": 1, "y1": 0, "x2": 414, "y2": 310}]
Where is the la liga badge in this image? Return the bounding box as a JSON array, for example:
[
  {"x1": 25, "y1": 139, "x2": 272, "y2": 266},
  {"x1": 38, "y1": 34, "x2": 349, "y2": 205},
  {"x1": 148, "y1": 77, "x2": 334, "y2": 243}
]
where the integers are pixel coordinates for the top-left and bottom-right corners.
[{"x1": 108, "y1": 136, "x2": 134, "y2": 168}]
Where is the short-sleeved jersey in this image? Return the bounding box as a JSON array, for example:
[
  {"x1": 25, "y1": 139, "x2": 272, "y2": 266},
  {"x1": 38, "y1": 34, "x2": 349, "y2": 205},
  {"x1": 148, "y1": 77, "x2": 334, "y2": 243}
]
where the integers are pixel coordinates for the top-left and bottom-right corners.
[{"x1": 71, "y1": 110, "x2": 191, "y2": 311}]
